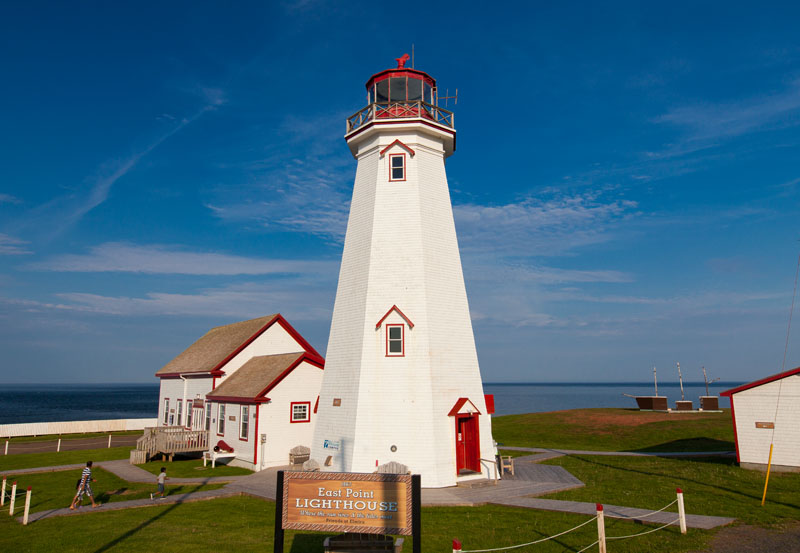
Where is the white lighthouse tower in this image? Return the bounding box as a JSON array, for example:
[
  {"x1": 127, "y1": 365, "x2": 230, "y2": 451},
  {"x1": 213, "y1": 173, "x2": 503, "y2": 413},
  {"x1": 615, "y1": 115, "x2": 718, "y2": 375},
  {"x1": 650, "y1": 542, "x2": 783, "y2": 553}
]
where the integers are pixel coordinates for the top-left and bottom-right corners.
[{"x1": 311, "y1": 56, "x2": 495, "y2": 488}]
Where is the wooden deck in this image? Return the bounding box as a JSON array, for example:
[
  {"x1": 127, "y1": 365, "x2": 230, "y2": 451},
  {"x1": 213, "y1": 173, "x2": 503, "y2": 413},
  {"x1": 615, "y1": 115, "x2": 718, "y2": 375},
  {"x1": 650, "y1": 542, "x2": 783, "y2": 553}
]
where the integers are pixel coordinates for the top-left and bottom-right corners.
[{"x1": 133, "y1": 427, "x2": 209, "y2": 462}]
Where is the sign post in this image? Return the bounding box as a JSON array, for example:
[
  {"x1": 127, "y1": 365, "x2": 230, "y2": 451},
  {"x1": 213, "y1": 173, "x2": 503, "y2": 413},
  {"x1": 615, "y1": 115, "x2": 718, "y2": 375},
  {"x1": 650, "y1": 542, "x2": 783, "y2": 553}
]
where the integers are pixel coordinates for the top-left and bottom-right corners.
[{"x1": 274, "y1": 471, "x2": 420, "y2": 553}]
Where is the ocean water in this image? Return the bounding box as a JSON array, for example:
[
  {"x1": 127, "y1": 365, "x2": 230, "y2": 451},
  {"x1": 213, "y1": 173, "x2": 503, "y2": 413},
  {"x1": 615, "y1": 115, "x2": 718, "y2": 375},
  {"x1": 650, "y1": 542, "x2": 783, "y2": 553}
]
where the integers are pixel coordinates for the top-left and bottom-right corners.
[
  {"x1": 0, "y1": 381, "x2": 740, "y2": 424},
  {"x1": 485, "y1": 381, "x2": 740, "y2": 415},
  {"x1": 1, "y1": 383, "x2": 160, "y2": 425}
]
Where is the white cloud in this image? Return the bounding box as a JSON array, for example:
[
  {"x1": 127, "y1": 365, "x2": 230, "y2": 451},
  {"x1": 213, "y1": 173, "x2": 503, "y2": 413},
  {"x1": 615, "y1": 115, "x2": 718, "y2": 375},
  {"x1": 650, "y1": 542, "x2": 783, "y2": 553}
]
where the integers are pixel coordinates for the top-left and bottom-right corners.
[
  {"x1": 0, "y1": 233, "x2": 31, "y2": 255},
  {"x1": 0, "y1": 193, "x2": 21, "y2": 204},
  {"x1": 655, "y1": 79, "x2": 800, "y2": 143},
  {"x1": 27, "y1": 242, "x2": 337, "y2": 275}
]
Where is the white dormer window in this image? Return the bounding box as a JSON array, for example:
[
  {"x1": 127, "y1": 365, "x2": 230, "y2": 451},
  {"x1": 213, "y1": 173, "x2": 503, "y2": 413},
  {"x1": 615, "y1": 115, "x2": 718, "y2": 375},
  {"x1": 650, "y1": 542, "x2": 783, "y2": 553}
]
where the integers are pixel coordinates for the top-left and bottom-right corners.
[
  {"x1": 386, "y1": 324, "x2": 404, "y2": 356},
  {"x1": 389, "y1": 153, "x2": 405, "y2": 181}
]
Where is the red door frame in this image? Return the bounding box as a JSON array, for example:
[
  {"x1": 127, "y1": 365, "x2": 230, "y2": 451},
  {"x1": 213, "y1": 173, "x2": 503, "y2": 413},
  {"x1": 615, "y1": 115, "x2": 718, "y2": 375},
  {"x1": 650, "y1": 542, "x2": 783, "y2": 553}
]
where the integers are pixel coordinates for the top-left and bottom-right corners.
[{"x1": 455, "y1": 414, "x2": 480, "y2": 473}]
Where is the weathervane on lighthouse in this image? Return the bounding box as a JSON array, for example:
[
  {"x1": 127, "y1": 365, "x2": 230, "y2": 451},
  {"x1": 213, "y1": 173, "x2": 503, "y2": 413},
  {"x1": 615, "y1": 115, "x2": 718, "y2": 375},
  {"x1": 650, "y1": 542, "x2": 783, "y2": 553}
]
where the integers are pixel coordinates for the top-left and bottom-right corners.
[{"x1": 311, "y1": 56, "x2": 496, "y2": 488}]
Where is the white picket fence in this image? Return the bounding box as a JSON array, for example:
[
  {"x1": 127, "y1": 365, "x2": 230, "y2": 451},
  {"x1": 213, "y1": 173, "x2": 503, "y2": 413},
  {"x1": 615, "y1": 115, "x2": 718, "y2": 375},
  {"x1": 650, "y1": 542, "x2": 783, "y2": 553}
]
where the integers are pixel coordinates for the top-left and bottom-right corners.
[{"x1": 0, "y1": 418, "x2": 157, "y2": 438}]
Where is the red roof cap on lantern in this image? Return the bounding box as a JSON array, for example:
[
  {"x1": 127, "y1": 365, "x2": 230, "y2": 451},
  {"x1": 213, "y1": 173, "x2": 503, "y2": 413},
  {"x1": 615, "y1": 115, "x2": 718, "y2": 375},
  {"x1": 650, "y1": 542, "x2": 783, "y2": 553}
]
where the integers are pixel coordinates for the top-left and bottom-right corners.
[{"x1": 365, "y1": 54, "x2": 436, "y2": 90}]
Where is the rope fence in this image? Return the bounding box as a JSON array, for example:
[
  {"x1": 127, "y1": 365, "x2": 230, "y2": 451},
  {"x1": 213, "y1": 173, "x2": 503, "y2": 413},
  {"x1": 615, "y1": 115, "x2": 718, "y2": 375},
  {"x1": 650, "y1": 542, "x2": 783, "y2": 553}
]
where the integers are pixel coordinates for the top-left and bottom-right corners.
[
  {"x1": 453, "y1": 488, "x2": 688, "y2": 553},
  {"x1": 2, "y1": 478, "x2": 33, "y2": 525}
]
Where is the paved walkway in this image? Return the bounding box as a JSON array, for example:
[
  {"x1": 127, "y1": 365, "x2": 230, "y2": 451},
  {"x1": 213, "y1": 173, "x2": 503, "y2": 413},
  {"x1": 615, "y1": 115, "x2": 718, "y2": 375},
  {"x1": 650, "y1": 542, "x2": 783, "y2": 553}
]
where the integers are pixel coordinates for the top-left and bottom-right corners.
[{"x1": 13, "y1": 454, "x2": 735, "y2": 530}]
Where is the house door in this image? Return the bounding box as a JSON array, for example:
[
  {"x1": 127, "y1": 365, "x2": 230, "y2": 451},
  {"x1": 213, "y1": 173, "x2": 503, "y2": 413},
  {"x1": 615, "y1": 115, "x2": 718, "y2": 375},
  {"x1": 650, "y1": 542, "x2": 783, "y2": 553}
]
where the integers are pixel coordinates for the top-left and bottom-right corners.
[
  {"x1": 455, "y1": 414, "x2": 480, "y2": 473},
  {"x1": 192, "y1": 407, "x2": 205, "y2": 431}
]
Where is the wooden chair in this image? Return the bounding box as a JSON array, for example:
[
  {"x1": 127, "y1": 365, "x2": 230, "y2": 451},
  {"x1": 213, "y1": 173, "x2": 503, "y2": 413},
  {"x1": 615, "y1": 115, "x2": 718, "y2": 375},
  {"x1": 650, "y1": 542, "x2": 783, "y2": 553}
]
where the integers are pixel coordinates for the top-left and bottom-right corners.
[{"x1": 499, "y1": 455, "x2": 514, "y2": 476}]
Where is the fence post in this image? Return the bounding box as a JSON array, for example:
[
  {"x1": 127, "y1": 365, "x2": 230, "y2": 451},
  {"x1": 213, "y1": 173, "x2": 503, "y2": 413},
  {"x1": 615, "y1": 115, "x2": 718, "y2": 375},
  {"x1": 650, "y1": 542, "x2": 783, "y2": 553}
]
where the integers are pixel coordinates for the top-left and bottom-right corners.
[
  {"x1": 596, "y1": 503, "x2": 606, "y2": 553},
  {"x1": 1, "y1": 476, "x2": 5, "y2": 506},
  {"x1": 22, "y1": 487, "x2": 31, "y2": 525},
  {"x1": 57, "y1": 438, "x2": 61, "y2": 452},
  {"x1": 452, "y1": 539, "x2": 462, "y2": 553},
  {"x1": 4, "y1": 440, "x2": 8, "y2": 455},
  {"x1": 676, "y1": 488, "x2": 687, "y2": 534},
  {"x1": 9, "y1": 481, "x2": 17, "y2": 515},
  {"x1": 108, "y1": 434, "x2": 112, "y2": 448}
]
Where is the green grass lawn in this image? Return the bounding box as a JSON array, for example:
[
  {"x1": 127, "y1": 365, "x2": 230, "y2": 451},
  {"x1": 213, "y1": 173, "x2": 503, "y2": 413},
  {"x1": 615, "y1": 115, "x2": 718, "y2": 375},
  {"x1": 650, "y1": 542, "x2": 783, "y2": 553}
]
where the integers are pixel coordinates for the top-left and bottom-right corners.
[
  {"x1": 493, "y1": 408, "x2": 734, "y2": 452},
  {"x1": 0, "y1": 446, "x2": 134, "y2": 471},
  {"x1": 543, "y1": 454, "x2": 800, "y2": 527},
  {"x1": 3, "y1": 430, "x2": 142, "y2": 443},
  {"x1": 0, "y1": 495, "x2": 711, "y2": 553},
  {"x1": 137, "y1": 457, "x2": 252, "y2": 478},
  {"x1": 3, "y1": 468, "x2": 224, "y2": 514}
]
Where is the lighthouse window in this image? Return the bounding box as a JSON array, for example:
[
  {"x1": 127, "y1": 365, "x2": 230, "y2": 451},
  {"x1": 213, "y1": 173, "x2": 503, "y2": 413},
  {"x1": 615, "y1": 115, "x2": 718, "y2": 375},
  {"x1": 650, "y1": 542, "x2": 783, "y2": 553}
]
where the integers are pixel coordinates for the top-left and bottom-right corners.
[
  {"x1": 376, "y1": 80, "x2": 389, "y2": 103},
  {"x1": 386, "y1": 324, "x2": 404, "y2": 356},
  {"x1": 423, "y1": 82, "x2": 432, "y2": 104},
  {"x1": 389, "y1": 154, "x2": 405, "y2": 181},
  {"x1": 408, "y1": 78, "x2": 422, "y2": 101},
  {"x1": 390, "y1": 77, "x2": 406, "y2": 101}
]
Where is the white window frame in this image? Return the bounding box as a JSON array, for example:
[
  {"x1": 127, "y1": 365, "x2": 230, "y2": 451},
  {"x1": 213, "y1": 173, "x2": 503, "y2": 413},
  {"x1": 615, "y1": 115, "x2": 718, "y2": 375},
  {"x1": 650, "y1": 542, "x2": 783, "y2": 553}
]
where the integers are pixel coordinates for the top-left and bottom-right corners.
[
  {"x1": 389, "y1": 153, "x2": 406, "y2": 181},
  {"x1": 205, "y1": 402, "x2": 211, "y2": 431},
  {"x1": 240, "y1": 405, "x2": 250, "y2": 440},
  {"x1": 386, "y1": 324, "x2": 404, "y2": 356},
  {"x1": 186, "y1": 402, "x2": 193, "y2": 429},
  {"x1": 290, "y1": 402, "x2": 310, "y2": 423},
  {"x1": 163, "y1": 398, "x2": 169, "y2": 425},
  {"x1": 217, "y1": 403, "x2": 226, "y2": 435},
  {"x1": 176, "y1": 399, "x2": 183, "y2": 427}
]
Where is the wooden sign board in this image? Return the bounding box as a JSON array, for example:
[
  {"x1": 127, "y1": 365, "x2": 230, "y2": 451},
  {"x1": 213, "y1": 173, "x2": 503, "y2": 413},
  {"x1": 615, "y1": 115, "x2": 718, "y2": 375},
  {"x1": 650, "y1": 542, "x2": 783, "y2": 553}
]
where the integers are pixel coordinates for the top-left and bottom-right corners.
[
  {"x1": 755, "y1": 421, "x2": 775, "y2": 429},
  {"x1": 274, "y1": 471, "x2": 420, "y2": 553}
]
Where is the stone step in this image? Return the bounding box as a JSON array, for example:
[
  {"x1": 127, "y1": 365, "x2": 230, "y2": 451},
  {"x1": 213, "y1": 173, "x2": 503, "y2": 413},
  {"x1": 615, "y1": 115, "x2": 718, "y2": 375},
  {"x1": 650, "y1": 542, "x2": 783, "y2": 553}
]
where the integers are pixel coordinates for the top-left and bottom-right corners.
[{"x1": 456, "y1": 478, "x2": 496, "y2": 489}]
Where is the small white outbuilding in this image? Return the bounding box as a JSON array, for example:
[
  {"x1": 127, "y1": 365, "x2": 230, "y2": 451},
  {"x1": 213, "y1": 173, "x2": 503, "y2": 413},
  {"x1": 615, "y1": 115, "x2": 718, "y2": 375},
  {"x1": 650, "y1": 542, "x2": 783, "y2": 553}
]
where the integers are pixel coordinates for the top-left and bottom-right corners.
[{"x1": 721, "y1": 366, "x2": 800, "y2": 471}]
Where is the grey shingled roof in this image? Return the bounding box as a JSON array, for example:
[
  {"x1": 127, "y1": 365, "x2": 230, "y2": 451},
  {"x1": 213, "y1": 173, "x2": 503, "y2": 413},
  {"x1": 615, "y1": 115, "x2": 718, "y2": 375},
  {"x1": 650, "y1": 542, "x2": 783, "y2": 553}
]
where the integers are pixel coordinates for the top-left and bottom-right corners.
[
  {"x1": 206, "y1": 352, "x2": 306, "y2": 399},
  {"x1": 155, "y1": 315, "x2": 279, "y2": 376}
]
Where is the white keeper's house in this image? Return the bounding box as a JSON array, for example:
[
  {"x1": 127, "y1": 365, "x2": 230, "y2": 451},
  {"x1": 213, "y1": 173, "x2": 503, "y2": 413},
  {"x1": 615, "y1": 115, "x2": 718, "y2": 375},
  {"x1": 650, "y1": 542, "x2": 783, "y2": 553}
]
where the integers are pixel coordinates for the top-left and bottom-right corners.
[
  {"x1": 310, "y1": 56, "x2": 497, "y2": 488},
  {"x1": 721, "y1": 366, "x2": 800, "y2": 472},
  {"x1": 153, "y1": 314, "x2": 324, "y2": 471}
]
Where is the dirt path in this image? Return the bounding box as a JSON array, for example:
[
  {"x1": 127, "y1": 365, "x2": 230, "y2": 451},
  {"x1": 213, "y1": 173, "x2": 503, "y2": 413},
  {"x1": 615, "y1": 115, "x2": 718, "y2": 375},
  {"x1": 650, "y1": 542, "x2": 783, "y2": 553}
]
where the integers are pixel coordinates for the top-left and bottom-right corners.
[{"x1": 693, "y1": 522, "x2": 800, "y2": 552}]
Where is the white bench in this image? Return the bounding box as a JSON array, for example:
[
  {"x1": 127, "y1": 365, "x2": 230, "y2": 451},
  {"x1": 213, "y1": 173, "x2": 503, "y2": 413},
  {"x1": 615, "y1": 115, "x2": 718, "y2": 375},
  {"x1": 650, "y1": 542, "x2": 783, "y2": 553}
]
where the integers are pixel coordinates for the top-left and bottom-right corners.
[{"x1": 203, "y1": 450, "x2": 236, "y2": 468}]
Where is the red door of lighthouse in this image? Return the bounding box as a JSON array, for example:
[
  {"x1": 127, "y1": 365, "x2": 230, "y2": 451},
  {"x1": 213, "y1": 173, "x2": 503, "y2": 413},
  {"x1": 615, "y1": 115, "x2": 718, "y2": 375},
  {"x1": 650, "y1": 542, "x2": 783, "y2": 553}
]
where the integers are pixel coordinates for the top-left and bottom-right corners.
[{"x1": 455, "y1": 414, "x2": 480, "y2": 473}]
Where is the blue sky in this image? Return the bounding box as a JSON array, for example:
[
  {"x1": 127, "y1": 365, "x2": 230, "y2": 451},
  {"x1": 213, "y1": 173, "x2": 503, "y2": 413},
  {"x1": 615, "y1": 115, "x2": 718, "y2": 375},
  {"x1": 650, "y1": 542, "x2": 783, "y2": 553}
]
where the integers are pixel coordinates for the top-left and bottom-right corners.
[{"x1": 1, "y1": 1, "x2": 799, "y2": 384}]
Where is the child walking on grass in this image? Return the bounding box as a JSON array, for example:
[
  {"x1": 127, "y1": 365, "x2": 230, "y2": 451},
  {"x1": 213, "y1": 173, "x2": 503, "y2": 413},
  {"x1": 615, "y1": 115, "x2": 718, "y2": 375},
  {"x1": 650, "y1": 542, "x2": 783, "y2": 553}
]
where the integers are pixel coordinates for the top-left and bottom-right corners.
[{"x1": 151, "y1": 467, "x2": 168, "y2": 500}]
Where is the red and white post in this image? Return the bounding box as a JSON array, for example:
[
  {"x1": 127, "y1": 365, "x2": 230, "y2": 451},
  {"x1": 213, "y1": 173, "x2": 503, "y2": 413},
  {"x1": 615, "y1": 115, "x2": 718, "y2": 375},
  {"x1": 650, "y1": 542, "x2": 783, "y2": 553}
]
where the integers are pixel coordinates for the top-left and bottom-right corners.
[
  {"x1": 9, "y1": 481, "x2": 17, "y2": 515},
  {"x1": 1, "y1": 476, "x2": 6, "y2": 506},
  {"x1": 676, "y1": 488, "x2": 687, "y2": 534},
  {"x1": 22, "y1": 487, "x2": 31, "y2": 525},
  {"x1": 596, "y1": 503, "x2": 606, "y2": 553},
  {"x1": 452, "y1": 539, "x2": 462, "y2": 553}
]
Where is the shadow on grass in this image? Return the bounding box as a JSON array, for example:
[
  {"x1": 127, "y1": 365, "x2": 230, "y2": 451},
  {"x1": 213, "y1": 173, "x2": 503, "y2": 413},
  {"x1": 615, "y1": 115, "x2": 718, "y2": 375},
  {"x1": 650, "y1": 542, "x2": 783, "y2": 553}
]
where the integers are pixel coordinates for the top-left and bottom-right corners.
[
  {"x1": 89, "y1": 483, "x2": 209, "y2": 553},
  {"x1": 288, "y1": 533, "x2": 326, "y2": 553},
  {"x1": 631, "y1": 437, "x2": 735, "y2": 454},
  {"x1": 561, "y1": 454, "x2": 800, "y2": 511}
]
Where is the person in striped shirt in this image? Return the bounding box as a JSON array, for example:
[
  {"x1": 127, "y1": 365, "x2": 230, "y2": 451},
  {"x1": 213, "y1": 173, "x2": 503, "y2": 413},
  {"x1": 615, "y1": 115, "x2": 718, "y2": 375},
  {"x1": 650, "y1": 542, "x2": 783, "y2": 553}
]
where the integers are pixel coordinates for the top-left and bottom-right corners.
[{"x1": 70, "y1": 461, "x2": 100, "y2": 509}]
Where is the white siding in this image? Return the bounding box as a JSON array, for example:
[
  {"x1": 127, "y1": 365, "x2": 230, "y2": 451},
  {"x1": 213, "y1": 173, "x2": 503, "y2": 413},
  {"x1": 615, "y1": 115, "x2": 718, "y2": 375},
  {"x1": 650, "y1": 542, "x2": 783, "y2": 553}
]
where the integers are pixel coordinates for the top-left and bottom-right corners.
[
  {"x1": 732, "y1": 375, "x2": 800, "y2": 467},
  {"x1": 214, "y1": 323, "x2": 307, "y2": 387},
  {"x1": 157, "y1": 376, "x2": 213, "y2": 428},
  {"x1": 312, "y1": 122, "x2": 495, "y2": 488}
]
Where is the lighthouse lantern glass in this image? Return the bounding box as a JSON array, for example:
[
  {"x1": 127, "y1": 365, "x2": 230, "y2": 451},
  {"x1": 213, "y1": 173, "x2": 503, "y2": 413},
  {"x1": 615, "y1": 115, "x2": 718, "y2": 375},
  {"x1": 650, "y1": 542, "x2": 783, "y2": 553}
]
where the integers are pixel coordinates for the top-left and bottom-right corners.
[
  {"x1": 376, "y1": 80, "x2": 389, "y2": 103},
  {"x1": 408, "y1": 78, "x2": 422, "y2": 101},
  {"x1": 390, "y1": 77, "x2": 406, "y2": 101}
]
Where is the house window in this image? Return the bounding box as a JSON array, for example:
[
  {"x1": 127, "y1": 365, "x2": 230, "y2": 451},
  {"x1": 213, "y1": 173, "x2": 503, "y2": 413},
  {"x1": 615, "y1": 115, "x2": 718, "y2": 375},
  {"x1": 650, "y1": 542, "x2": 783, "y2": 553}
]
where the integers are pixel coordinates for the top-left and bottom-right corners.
[
  {"x1": 240, "y1": 405, "x2": 250, "y2": 440},
  {"x1": 389, "y1": 154, "x2": 405, "y2": 181},
  {"x1": 186, "y1": 403, "x2": 193, "y2": 429},
  {"x1": 176, "y1": 399, "x2": 183, "y2": 427},
  {"x1": 291, "y1": 402, "x2": 311, "y2": 423},
  {"x1": 386, "y1": 324, "x2": 404, "y2": 356},
  {"x1": 205, "y1": 403, "x2": 211, "y2": 431},
  {"x1": 163, "y1": 399, "x2": 169, "y2": 425},
  {"x1": 217, "y1": 404, "x2": 226, "y2": 435}
]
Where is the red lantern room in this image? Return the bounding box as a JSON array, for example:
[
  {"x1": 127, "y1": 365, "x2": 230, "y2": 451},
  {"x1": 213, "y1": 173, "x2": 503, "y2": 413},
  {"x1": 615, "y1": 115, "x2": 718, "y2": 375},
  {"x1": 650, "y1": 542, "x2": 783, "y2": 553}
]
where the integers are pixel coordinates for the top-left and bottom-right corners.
[{"x1": 346, "y1": 54, "x2": 455, "y2": 137}]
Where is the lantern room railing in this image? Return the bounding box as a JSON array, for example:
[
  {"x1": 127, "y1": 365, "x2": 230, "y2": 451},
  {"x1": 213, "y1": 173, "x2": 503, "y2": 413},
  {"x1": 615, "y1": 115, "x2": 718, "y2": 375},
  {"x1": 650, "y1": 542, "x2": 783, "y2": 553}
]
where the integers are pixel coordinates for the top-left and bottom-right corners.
[{"x1": 346, "y1": 101, "x2": 454, "y2": 133}]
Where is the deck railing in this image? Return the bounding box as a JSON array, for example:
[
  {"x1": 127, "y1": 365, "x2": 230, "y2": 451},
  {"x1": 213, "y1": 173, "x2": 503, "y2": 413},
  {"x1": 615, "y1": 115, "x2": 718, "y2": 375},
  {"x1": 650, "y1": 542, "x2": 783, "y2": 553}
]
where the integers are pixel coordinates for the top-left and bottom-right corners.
[
  {"x1": 135, "y1": 427, "x2": 209, "y2": 458},
  {"x1": 346, "y1": 101, "x2": 454, "y2": 133}
]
